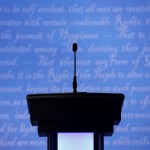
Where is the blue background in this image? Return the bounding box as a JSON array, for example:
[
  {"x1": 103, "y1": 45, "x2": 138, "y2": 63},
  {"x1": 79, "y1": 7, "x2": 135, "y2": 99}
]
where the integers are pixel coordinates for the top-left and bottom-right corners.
[{"x1": 0, "y1": 0, "x2": 150, "y2": 150}]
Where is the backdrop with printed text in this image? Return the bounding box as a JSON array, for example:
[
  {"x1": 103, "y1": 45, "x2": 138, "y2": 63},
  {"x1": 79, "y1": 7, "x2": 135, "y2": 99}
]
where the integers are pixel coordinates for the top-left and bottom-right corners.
[{"x1": 0, "y1": 1, "x2": 150, "y2": 150}]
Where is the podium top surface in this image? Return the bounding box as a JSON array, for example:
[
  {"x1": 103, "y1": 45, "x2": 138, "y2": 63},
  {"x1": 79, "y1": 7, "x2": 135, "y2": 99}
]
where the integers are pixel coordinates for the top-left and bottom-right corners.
[
  {"x1": 27, "y1": 92, "x2": 125, "y2": 135},
  {"x1": 27, "y1": 92, "x2": 124, "y2": 101}
]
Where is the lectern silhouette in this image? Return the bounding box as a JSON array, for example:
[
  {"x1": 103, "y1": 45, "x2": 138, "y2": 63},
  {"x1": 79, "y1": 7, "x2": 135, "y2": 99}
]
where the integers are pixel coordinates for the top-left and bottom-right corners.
[{"x1": 26, "y1": 43, "x2": 125, "y2": 150}]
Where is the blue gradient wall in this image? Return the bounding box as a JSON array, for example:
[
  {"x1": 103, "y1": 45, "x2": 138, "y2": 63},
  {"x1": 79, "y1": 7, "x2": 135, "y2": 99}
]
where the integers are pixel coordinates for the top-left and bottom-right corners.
[{"x1": 0, "y1": 0, "x2": 150, "y2": 150}]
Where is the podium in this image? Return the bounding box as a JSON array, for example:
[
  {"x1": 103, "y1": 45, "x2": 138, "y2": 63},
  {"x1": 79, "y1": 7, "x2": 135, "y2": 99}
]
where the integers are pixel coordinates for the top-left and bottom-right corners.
[{"x1": 27, "y1": 92, "x2": 124, "y2": 150}]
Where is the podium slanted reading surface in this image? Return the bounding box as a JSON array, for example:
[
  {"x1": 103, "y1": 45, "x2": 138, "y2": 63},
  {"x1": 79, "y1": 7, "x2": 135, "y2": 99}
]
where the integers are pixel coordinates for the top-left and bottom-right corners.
[{"x1": 26, "y1": 43, "x2": 125, "y2": 150}]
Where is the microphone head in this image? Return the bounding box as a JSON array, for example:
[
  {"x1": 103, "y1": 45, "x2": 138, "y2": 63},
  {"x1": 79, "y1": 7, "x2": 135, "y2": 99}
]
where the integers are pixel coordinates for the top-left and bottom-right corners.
[{"x1": 72, "y1": 43, "x2": 77, "y2": 52}]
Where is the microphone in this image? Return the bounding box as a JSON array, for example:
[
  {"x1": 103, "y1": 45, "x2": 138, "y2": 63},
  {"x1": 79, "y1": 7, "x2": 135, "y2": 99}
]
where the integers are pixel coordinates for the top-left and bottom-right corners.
[
  {"x1": 73, "y1": 43, "x2": 77, "y2": 52},
  {"x1": 72, "y1": 43, "x2": 77, "y2": 93}
]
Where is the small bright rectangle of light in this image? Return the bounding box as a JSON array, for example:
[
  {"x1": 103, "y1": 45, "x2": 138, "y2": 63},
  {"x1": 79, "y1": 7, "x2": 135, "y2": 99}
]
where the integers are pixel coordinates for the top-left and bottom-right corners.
[{"x1": 58, "y1": 133, "x2": 93, "y2": 150}]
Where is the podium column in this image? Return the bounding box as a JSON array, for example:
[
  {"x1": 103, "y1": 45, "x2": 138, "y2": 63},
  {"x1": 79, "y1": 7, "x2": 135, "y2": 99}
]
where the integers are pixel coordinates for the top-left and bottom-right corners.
[
  {"x1": 48, "y1": 132, "x2": 57, "y2": 150},
  {"x1": 94, "y1": 133, "x2": 104, "y2": 150}
]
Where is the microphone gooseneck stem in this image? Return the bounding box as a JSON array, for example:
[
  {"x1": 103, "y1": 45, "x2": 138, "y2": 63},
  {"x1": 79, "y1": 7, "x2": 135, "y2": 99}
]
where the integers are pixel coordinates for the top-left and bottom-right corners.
[
  {"x1": 73, "y1": 51, "x2": 77, "y2": 93},
  {"x1": 72, "y1": 43, "x2": 77, "y2": 93},
  {"x1": 74, "y1": 51, "x2": 76, "y2": 77}
]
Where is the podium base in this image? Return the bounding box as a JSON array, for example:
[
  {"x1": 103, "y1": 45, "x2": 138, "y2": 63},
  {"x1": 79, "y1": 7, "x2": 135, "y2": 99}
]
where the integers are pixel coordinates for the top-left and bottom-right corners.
[{"x1": 47, "y1": 132, "x2": 104, "y2": 150}]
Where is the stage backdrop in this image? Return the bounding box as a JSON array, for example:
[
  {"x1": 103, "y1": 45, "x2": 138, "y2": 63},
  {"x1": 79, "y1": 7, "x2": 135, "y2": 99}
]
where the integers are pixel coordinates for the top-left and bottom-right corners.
[{"x1": 0, "y1": 0, "x2": 150, "y2": 150}]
